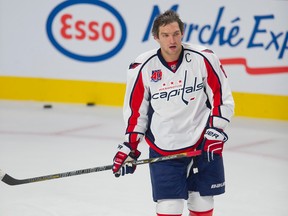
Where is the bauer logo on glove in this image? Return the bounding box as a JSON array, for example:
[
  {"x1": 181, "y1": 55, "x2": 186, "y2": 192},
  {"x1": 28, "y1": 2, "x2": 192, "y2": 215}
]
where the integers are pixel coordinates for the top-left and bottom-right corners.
[
  {"x1": 205, "y1": 128, "x2": 228, "y2": 142},
  {"x1": 203, "y1": 127, "x2": 228, "y2": 161}
]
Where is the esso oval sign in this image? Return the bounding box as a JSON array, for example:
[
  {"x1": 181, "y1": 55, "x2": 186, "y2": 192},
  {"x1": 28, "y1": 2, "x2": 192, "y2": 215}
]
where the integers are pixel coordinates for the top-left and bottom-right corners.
[{"x1": 46, "y1": 1, "x2": 127, "y2": 62}]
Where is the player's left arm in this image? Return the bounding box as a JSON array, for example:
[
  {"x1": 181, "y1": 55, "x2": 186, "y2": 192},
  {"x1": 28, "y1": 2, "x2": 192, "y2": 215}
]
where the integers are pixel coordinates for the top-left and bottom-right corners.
[
  {"x1": 203, "y1": 52, "x2": 234, "y2": 130},
  {"x1": 202, "y1": 51, "x2": 235, "y2": 160}
]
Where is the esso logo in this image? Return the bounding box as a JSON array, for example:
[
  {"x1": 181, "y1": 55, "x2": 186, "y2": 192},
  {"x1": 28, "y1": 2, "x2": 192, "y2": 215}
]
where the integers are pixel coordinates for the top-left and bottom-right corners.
[{"x1": 46, "y1": 1, "x2": 127, "y2": 62}]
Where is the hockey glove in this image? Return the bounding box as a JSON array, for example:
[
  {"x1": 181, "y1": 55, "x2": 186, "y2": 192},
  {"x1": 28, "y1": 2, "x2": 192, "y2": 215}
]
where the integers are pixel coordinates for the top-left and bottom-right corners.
[
  {"x1": 112, "y1": 142, "x2": 141, "y2": 177},
  {"x1": 203, "y1": 127, "x2": 228, "y2": 162}
]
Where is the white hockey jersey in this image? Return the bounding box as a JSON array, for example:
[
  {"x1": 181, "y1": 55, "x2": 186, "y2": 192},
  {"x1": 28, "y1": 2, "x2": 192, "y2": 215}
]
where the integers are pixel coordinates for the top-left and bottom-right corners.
[{"x1": 123, "y1": 43, "x2": 234, "y2": 155}]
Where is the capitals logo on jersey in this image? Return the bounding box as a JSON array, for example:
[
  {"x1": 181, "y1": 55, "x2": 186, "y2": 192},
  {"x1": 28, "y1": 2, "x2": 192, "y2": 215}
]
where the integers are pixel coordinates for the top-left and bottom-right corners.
[{"x1": 151, "y1": 70, "x2": 162, "y2": 82}]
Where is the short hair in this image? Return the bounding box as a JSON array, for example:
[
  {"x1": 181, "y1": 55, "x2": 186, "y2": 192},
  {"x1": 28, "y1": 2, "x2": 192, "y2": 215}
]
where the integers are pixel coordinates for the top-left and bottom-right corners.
[{"x1": 152, "y1": 10, "x2": 184, "y2": 38}]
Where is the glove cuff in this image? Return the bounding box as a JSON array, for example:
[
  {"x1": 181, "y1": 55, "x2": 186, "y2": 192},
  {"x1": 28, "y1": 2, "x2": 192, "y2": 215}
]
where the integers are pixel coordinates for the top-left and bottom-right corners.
[
  {"x1": 117, "y1": 143, "x2": 131, "y2": 155},
  {"x1": 208, "y1": 116, "x2": 229, "y2": 130},
  {"x1": 129, "y1": 149, "x2": 141, "y2": 159},
  {"x1": 123, "y1": 141, "x2": 139, "y2": 151}
]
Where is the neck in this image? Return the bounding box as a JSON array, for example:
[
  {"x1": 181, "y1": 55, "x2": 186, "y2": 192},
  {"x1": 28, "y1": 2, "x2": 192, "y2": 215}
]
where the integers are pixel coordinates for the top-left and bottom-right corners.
[
  {"x1": 161, "y1": 51, "x2": 180, "y2": 62},
  {"x1": 160, "y1": 46, "x2": 183, "y2": 62}
]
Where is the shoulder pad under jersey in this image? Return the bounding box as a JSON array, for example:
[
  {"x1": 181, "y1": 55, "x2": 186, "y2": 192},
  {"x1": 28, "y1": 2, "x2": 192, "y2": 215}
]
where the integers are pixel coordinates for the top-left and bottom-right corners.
[{"x1": 128, "y1": 49, "x2": 158, "y2": 70}]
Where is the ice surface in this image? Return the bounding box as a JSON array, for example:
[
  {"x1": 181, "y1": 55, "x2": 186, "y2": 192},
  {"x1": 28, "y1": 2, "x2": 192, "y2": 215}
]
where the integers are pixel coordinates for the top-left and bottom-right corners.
[
  {"x1": 0, "y1": 100, "x2": 287, "y2": 216},
  {"x1": 0, "y1": 169, "x2": 5, "y2": 180}
]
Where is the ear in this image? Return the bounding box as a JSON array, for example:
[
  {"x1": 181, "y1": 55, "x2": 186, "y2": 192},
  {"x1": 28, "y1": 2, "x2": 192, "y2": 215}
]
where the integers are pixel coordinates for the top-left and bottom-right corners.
[{"x1": 154, "y1": 35, "x2": 159, "y2": 42}]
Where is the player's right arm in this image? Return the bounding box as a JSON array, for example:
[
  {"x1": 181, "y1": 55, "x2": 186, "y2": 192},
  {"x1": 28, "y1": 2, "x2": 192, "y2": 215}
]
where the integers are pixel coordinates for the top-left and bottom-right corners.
[
  {"x1": 112, "y1": 56, "x2": 152, "y2": 177},
  {"x1": 123, "y1": 60, "x2": 150, "y2": 145}
]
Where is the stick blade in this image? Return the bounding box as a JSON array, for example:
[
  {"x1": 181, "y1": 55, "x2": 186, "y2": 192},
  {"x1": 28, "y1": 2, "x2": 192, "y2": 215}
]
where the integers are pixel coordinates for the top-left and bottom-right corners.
[
  {"x1": 0, "y1": 170, "x2": 27, "y2": 186},
  {"x1": 1, "y1": 173, "x2": 25, "y2": 186}
]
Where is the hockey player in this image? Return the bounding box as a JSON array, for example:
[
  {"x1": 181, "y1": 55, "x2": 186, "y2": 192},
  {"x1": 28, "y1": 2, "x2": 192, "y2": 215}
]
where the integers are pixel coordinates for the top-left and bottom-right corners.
[{"x1": 112, "y1": 10, "x2": 234, "y2": 216}]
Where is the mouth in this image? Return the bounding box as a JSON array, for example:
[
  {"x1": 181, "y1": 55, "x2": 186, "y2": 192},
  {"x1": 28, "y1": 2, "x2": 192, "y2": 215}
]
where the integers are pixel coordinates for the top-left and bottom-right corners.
[{"x1": 169, "y1": 45, "x2": 177, "y2": 50}]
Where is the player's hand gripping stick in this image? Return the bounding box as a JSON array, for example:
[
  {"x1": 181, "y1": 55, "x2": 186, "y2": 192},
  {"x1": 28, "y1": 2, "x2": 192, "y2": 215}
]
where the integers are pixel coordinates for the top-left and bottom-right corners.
[{"x1": 112, "y1": 142, "x2": 141, "y2": 177}]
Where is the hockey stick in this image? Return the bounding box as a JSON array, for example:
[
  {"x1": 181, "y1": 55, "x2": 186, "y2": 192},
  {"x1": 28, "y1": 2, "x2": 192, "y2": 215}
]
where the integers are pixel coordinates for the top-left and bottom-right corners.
[{"x1": 0, "y1": 150, "x2": 201, "y2": 186}]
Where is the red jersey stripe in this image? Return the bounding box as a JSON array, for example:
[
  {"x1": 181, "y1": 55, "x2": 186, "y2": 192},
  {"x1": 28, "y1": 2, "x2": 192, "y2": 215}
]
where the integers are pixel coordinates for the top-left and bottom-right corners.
[
  {"x1": 204, "y1": 59, "x2": 223, "y2": 117},
  {"x1": 127, "y1": 72, "x2": 145, "y2": 133}
]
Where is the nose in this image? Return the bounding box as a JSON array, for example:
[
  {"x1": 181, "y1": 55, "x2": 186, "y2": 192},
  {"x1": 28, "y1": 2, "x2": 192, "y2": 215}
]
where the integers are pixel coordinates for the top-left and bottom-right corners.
[{"x1": 169, "y1": 35, "x2": 176, "y2": 43}]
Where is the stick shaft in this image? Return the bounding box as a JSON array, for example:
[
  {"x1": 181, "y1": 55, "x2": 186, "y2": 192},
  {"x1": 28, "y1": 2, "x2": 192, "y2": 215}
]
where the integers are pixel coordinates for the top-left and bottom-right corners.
[{"x1": 1, "y1": 150, "x2": 201, "y2": 186}]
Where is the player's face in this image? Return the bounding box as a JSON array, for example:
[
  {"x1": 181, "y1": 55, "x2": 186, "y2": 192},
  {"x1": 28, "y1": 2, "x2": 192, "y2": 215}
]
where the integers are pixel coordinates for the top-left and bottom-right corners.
[{"x1": 155, "y1": 21, "x2": 183, "y2": 62}]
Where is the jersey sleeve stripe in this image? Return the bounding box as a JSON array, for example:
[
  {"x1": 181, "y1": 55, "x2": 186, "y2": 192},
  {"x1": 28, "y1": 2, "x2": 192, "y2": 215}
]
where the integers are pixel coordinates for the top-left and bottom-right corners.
[
  {"x1": 204, "y1": 58, "x2": 223, "y2": 117},
  {"x1": 126, "y1": 72, "x2": 145, "y2": 133}
]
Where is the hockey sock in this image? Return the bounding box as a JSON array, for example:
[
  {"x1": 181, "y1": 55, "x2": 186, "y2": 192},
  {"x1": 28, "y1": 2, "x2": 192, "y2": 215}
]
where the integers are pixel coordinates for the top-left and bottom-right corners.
[
  {"x1": 189, "y1": 209, "x2": 213, "y2": 216},
  {"x1": 157, "y1": 214, "x2": 182, "y2": 216}
]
